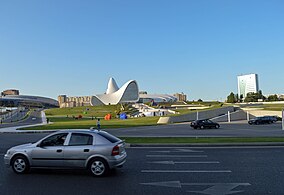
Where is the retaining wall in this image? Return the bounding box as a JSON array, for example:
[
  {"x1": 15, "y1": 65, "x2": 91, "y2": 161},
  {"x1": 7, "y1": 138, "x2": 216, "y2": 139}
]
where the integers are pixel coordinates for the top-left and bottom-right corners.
[{"x1": 157, "y1": 106, "x2": 235, "y2": 124}]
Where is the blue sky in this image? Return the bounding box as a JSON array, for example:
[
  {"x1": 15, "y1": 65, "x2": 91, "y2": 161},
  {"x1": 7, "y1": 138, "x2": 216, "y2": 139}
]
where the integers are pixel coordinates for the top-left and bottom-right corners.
[{"x1": 0, "y1": 0, "x2": 284, "y2": 101}]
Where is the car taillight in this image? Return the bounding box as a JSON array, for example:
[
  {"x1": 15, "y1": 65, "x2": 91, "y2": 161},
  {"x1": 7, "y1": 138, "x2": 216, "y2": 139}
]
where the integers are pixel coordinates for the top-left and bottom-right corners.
[{"x1": 111, "y1": 145, "x2": 120, "y2": 156}]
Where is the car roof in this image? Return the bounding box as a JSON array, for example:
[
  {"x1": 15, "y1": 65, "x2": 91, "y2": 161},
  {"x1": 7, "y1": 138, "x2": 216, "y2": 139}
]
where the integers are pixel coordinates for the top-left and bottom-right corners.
[{"x1": 56, "y1": 129, "x2": 104, "y2": 134}]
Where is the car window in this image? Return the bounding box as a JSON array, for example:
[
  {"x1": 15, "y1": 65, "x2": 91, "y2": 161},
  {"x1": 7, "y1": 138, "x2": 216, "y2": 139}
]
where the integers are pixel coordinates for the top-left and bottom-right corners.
[
  {"x1": 98, "y1": 131, "x2": 120, "y2": 143},
  {"x1": 69, "y1": 133, "x2": 93, "y2": 146},
  {"x1": 41, "y1": 133, "x2": 68, "y2": 147}
]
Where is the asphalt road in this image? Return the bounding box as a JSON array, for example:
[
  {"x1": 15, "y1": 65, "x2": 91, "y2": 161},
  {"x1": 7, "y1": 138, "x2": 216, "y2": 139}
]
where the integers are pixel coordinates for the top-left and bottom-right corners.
[
  {"x1": 106, "y1": 121, "x2": 284, "y2": 137},
  {"x1": 0, "y1": 109, "x2": 43, "y2": 129},
  {"x1": 1, "y1": 134, "x2": 284, "y2": 194}
]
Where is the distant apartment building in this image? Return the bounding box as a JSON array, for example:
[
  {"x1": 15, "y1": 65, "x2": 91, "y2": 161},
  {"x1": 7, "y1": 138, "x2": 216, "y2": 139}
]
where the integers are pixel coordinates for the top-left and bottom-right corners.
[
  {"x1": 237, "y1": 74, "x2": 259, "y2": 98},
  {"x1": 173, "y1": 93, "x2": 187, "y2": 102},
  {"x1": 58, "y1": 95, "x2": 91, "y2": 108},
  {"x1": 1, "y1": 89, "x2": 20, "y2": 96}
]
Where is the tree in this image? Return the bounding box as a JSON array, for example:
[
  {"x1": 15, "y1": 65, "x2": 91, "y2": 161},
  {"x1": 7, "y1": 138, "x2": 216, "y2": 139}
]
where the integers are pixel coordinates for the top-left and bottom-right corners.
[
  {"x1": 244, "y1": 91, "x2": 266, "y2": 102},
  {"x1": 227, "y1": 92, "x2": 236, "y2": 103},
  {"x1": 267, "y1": 94, "x2": 279, "y2": 101}
]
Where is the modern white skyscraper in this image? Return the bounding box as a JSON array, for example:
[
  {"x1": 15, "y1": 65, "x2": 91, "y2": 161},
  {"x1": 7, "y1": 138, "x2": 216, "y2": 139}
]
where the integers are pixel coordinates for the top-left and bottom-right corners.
[{"x1": 237, "y1": 74, "x2": 259, "y2": 98}]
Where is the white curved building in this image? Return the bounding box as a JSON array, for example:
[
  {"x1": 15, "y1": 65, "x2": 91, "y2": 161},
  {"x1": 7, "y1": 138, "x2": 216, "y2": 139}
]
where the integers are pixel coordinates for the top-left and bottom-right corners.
[
  {"x1": 58, "y1": 78, "x2": 139, "y2": 107},
  {"x1": 91, "y1": 78, "x2": 139, "y2": 106}
]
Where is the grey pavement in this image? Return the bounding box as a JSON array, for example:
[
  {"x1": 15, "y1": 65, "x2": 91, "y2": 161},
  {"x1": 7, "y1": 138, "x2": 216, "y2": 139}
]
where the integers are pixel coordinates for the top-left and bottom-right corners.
[
  {"x1": 1, "y1": 146, "x2": 284, "y2": 195},
  {"x1": 105, "y1": 120, "x2": 284, "y2": 138},
  {"x1": 1, "y1": 120, "x2": 284, "y2": 138}
]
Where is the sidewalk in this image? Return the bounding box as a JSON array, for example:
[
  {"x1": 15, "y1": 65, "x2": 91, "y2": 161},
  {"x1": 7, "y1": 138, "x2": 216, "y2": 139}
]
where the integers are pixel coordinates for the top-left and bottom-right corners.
[
  {"x1": 0, "y1": 124, "x2": 57, "y2": 133},
  {"x1": 129, "y1": 142, "x2": 284, "y2": 147}
]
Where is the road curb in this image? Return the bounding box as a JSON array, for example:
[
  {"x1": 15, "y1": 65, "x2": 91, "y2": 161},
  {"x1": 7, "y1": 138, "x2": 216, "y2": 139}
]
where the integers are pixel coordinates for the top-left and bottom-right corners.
[{"x1": 128, "y1": 142, "x2": 284, "y2": 147}]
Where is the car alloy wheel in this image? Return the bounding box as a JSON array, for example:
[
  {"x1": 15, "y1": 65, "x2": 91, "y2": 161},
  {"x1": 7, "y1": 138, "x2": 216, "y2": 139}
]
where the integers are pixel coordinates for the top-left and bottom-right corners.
[
  {"x1": 12, "y1": 156, "x2": 30, "y2": 174},
  {"x1": 215, "y1": 125, "x2": 220, "y2": 129},
  {"x1": 200, "y1": 125, "x2": 205, "y2": 129},
  {"x1": 89, "y1": 158, "x2": 109, "y2": 177}
]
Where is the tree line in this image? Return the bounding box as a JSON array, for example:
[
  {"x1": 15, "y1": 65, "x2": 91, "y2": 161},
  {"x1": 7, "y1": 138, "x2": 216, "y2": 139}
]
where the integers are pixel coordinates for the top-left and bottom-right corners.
[{"x1": 226, "y1": 91, "x2": 284, "y2": 103}]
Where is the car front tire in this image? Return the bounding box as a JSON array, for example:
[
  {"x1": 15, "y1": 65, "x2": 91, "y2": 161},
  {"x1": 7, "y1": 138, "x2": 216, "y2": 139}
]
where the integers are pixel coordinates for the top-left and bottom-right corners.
[
  {"x1": 215, "y1": 125, "x2": 220, "y2": 129},
  {"x1": 88, "y1": 158, "x2": 109, "y2": 177},
  {"x1": 11, "y1": 155, "x2": 30, "y2": 174}
]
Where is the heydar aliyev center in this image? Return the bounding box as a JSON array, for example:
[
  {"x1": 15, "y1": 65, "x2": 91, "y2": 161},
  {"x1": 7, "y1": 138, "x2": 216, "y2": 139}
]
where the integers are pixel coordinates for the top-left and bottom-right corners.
[
  {"x1": 57, "y1": 78, "x2": 139, "y2": 108},
  {"x1": 91, "y1": 78, "x2": 139, "y2": 106}
]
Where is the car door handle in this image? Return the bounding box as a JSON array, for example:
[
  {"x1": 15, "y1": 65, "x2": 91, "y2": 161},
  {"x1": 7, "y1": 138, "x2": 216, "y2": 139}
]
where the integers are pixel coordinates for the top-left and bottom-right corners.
[
  {"x1": 84, "y1": 149, "x2": 89, "y2": 152},
  {"x1": 56, "y1": 149, "x2": 62, "y2": 153}
]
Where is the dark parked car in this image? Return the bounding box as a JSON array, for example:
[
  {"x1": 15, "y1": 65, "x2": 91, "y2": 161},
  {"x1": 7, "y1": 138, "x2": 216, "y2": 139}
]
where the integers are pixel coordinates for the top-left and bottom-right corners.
[
  {"x1": 248, "y1": 116, "x2": 276, "y2": 125},
  {"x1": 190, "y1": 119, "x2": 220, "y2": 129}
]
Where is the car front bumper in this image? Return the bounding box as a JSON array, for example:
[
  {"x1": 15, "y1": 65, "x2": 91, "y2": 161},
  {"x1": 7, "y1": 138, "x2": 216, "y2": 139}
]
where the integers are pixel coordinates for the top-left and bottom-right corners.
[{"x1": 4, "y1": 154, "x2": 11, "y2": 167}]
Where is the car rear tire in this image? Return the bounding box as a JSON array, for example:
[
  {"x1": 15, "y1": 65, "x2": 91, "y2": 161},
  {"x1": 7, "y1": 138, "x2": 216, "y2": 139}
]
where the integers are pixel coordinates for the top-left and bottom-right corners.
[
  {"x1": 11, "y1": 155, "x2": 30, "y2": 174},
  {"x1": 88, "y1": 158, "x2": 109, "y2": 177}
]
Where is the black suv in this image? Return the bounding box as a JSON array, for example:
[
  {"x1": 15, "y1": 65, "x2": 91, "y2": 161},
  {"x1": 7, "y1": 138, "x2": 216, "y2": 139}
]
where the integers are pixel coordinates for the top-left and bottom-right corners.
[
  {"x1": 248, "y1": 116, "x2": 276, "y2": 125},
  {"x1": 190, "y1": 119, "x2": 220, "y2": 129}
]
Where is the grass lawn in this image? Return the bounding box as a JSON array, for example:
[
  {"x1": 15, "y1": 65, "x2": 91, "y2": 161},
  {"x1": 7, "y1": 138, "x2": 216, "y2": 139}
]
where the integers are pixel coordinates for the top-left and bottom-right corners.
[
  {"x1": 21, "y1": 116, "x2": 160, "y2": 130},
  {"x1": 239, "y1": 103, "x2": 284, "y2": 111},
  {"x1": 262, "y1": 104, "x2": 284, "y2": 111},
  {"x1": 45, "y1": 105, "x2": 118, "y2": 117}
]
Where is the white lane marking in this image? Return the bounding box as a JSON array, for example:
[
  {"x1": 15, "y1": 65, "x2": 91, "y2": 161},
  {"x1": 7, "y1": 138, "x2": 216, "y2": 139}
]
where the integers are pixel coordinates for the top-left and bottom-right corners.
[
  {"x1": 131, "y1": 146, "x2": 284, "y2": 149},
  {"x1": 140, "y1": 181, "x2": 250, "y2": 188},
  {"x1": 146, "y1": 155, "x2": 207, "y2": 158},
  {"x1": 141, "y1": 170, "x2": 231, "y2": 173},
  {"x1": 176, "y1": 149, "x2": 204, "y2": 152},
  {"x1": 149, "y1": 149, "x2": 203, "y2": 153},
  {"x1": 140, "y1": 181, "x2": 251, "y2": 195},
  {"x1": 147, "y1": 161, "x2": 220, "y2": 165}
]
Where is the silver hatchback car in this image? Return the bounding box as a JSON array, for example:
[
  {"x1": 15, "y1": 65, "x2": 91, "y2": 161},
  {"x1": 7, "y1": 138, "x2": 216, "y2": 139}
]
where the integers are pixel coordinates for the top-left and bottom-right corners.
[{"x1": 4, "y1": 129, "x2": 127, "y2": 176}]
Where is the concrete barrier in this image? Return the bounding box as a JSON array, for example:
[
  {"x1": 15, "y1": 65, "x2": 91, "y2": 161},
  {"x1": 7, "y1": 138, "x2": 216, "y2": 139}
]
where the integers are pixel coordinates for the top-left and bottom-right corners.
[
  {"x1": 246, "y1": 110, "x2": 282, "y2": 118},
  {"x1": 211, "y1": 109, "x2": 282, "y2": 122},
  {"x1": 211, "y1": 110, "x2": 253, "y2": 122}
]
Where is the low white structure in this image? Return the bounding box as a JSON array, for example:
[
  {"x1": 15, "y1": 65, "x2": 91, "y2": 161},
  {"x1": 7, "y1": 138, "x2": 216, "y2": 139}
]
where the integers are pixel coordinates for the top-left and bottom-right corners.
[
  {"x1": 139, "y1": 94, "x2": 177, "y2": 103},
  {"x1": 91, "y1": 78, "x2": 139, "y2": 106},
  {"x1": 132, "y1": 103, "x2": 176, "y2": 117}
]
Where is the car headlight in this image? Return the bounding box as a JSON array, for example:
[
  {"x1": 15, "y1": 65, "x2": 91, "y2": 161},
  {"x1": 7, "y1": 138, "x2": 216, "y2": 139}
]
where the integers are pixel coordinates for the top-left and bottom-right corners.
[{"x1": 6, "y1": 149, "x2": 13, "y2": 155}]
